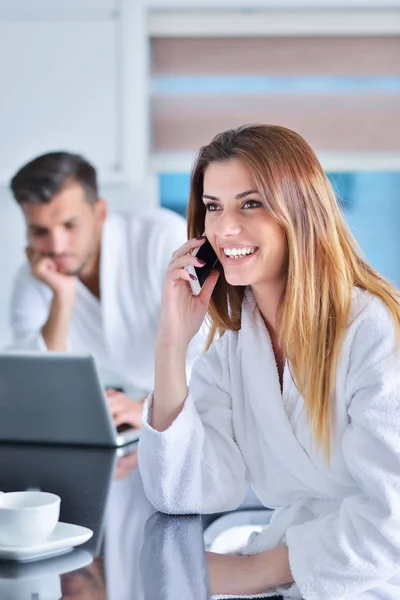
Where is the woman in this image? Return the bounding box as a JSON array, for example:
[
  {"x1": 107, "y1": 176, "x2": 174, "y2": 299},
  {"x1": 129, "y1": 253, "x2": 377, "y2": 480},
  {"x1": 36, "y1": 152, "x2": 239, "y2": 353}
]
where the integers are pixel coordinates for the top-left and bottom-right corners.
[{"x1": 138, "y1": 125, "x2": 400, "y2": 599}]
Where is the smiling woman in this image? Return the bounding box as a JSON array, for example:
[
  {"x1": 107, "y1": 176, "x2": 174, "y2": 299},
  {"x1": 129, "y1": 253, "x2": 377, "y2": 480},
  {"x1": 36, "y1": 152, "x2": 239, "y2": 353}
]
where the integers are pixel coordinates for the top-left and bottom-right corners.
[
  {"x1": 202, "y1": 159, "x2": 287, "y2": 292},
  {"x1": 160, "y1": 172, "x2": 400, "y2": 289},
  {"x1": 139, "y1": 124, "x2": 400, "y2": 599}
]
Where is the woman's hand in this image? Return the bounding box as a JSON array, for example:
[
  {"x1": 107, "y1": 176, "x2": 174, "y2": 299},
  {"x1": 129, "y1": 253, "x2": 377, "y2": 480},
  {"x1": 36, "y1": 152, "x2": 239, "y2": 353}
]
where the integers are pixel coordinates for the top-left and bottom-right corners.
[
  {"x1": 207, "y1": 546, "x2": 293, "y2": 596},
  {"x1": 156, "y1": 237, "x2": 220, "y2": 352},
  {"x1": 152, "y1": 237, "x2": 219, "y2": 431},
  {"x1": 207, "y1": 552, "x2": 260, "y2": 596}
]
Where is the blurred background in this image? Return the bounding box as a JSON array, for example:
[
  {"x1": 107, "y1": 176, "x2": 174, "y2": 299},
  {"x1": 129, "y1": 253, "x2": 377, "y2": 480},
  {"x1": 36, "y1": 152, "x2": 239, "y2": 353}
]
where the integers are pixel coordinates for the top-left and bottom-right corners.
[{"x1": 0, "y1": 0, "x2": 399, "y2": 344}]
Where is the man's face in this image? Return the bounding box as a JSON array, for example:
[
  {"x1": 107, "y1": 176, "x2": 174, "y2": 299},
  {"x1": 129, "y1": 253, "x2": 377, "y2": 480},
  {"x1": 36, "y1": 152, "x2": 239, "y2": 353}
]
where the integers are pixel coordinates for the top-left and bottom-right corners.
[{"x1": 23, "y1": 181, "x2": 107, "y2": 276}]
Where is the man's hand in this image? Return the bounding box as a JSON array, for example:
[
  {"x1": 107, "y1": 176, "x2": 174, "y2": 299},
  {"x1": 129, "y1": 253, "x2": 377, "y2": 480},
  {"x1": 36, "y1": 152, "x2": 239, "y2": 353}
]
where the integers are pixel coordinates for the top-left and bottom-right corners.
[
  {"x1": 106, "y1": 389, "x2": 145, "y2": 429},
  {"x1": 114, "y1": 451, "x2": 138, "y2": 480},
  {"x1": 26, "y1": 247, "x2": 77, "y2": 299},
  {"x1": 26, "y1": 248, "x2": 77, "y2": 351}
]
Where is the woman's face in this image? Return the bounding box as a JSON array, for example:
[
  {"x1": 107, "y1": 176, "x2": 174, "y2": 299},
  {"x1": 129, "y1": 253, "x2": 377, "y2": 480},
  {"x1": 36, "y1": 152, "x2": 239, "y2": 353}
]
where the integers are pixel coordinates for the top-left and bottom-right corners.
[{"x1": 203, "y1": 158, "x2": 287, "y2": 290}]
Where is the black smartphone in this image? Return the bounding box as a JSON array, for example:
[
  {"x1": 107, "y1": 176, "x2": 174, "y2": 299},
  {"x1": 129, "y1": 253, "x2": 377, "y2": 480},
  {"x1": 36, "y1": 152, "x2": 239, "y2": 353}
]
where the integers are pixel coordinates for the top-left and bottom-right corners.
[{"x1": 185, "y1": 238, "x2": 220, "y2": 295}]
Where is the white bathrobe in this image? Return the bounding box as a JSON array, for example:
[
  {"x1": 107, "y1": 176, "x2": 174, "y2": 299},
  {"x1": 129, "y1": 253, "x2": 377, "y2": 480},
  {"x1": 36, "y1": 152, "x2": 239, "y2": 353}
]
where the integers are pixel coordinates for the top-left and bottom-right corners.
[
  {"x1": 139, "y1": 288, "x2": 400, "y2": 600},
  {"x1": 9, "y1": 209, "x2": 207, "y2": 394}
]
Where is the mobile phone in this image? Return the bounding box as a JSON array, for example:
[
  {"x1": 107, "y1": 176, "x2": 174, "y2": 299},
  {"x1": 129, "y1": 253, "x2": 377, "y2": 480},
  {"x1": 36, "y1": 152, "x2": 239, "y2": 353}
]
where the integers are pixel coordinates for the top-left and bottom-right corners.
[{"x1": 185, "y1": 237, "x2": 220, "y2": 295}]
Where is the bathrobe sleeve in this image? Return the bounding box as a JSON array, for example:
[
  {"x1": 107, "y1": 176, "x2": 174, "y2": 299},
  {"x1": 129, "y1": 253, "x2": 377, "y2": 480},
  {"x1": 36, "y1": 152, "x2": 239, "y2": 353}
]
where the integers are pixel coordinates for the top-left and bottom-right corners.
[
  {"x1": 138, "y1": 334, "x2": 248, "y2": 514},
  {"x1": 286, "y1": 298, "x2": 400, "y2": 600},
  {"x1": 7, "y1": 264, "x2": 55, "y2": 351}
]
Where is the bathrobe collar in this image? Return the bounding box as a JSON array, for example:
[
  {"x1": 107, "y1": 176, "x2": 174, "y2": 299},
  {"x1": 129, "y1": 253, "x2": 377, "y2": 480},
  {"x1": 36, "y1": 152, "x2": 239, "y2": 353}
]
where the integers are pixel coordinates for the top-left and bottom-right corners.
[{"x1": 240, "y1": 288, "x2": 340, "y2": 496}]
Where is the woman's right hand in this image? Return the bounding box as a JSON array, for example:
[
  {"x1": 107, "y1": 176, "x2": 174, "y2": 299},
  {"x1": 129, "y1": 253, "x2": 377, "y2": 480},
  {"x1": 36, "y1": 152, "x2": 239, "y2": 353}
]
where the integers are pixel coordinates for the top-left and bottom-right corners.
[{"x1": 157, "y1": 237, "x2": 220, "y2": 351}]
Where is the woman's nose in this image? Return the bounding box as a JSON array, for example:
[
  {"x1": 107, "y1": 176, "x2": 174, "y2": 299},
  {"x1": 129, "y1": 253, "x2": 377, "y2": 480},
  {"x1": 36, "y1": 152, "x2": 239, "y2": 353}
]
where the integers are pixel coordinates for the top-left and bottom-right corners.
[{"x1": 217, "y1": 210, "x2": 243, "y2": 237}]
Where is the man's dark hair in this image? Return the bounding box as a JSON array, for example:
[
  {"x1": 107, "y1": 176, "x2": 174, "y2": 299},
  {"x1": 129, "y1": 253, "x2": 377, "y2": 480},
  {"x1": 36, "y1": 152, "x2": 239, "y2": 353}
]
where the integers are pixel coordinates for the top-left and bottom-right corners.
[{"x1": 10, "y1": 151, "x2": 98, "y2": 205}]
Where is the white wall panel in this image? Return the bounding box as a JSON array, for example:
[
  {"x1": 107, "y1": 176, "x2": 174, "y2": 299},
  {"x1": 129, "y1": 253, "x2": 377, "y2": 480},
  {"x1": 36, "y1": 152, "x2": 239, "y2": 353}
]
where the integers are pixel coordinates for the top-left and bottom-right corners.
[
  {"x1": 0, "y1": 0, "x2": 117, "y2": 12},
  {"x1": 0, "y1": 19, "x2": 120, "y2": 184}
]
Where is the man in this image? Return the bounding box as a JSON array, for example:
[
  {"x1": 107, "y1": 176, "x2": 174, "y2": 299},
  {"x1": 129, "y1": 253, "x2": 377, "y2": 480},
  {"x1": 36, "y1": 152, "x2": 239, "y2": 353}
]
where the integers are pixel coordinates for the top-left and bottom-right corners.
[{"x1": 9, "y1": 151, "x2": 206, "y2": 430}]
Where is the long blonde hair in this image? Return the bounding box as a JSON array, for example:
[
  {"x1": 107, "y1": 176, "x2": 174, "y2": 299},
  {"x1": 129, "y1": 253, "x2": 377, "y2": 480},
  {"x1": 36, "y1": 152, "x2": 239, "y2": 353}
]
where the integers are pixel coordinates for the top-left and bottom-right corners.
[{"x1": 187, "y1": 124, "x2": 400, "y2": 457}]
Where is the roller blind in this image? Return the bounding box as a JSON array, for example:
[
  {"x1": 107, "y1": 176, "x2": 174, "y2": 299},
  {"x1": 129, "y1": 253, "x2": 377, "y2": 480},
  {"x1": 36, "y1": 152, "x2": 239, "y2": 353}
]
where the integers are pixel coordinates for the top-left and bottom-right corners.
[{"x1": 151, "y1": 35, "x2": 400, "y2": 155}]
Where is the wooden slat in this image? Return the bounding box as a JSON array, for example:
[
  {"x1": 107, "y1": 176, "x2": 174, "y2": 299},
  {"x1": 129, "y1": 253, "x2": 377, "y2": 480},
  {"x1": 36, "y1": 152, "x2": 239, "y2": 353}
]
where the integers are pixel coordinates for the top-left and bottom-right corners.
[
  {"x1": 152, "y1": 36, "x2": 400, "y2": 75},
  {"x1": 152, "y1": 93, "x2": 400, "y2": 152}
]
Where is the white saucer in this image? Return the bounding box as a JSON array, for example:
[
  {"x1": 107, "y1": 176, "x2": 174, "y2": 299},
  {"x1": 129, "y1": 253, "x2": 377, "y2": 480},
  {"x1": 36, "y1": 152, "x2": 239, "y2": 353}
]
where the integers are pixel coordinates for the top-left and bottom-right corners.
[
  {"x1": 0, "y1": 548, "x2": 93, "y2": 577},
  {"x1": 0, "y1": 523, "x2": 93, "y2": 562}
]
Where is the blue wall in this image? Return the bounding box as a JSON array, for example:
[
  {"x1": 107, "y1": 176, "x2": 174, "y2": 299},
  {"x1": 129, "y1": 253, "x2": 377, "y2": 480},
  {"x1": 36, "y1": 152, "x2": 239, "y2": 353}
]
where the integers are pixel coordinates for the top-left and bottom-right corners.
[{"x1": 160, "y1": 172, "x2": 400, "y2": 286}]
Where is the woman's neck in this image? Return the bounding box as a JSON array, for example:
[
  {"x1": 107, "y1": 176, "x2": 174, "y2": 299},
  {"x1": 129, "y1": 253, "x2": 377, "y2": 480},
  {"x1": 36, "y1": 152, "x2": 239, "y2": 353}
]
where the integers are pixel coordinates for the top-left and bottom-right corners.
[
  {"x1": 251, "y1": 281, "x2": 284, "y2": 339},
  {"x1": 251, "y1": 281, "x2": 286, "y2": 390}
]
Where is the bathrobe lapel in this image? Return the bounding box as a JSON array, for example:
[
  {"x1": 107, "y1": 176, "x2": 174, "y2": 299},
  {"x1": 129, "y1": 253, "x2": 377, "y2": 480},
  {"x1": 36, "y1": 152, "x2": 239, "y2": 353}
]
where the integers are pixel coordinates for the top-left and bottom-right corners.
[
  {"x1": 240, "y1": 290, "x2": 337, "y2": 495},
  {"x1": 100, "y1": 215, "x2": 131, "y2": 360}
]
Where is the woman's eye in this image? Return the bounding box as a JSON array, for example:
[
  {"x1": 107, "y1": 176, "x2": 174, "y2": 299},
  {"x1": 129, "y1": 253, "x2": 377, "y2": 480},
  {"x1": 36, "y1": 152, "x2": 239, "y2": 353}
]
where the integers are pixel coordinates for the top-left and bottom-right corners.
[
  {"x1": 242, "y1": 200, "x2": 262, "y2": 209},
  {"x1": 204, "y1": 203, "x2": 221, "y2": 212}
]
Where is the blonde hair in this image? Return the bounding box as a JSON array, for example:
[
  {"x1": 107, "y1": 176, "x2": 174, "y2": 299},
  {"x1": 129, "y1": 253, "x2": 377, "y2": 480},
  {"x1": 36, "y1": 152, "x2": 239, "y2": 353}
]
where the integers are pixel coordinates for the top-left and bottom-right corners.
[{"x1": 187, "y1": 124, "x2": 400, "y2": 458}]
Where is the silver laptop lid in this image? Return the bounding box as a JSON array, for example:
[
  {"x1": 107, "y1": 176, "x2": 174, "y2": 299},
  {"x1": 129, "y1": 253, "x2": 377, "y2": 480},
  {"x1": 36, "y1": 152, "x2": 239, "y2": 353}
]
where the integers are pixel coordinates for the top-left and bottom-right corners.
[{"x1": 0, "y1": 353, "x2": 139, "y2": 447}]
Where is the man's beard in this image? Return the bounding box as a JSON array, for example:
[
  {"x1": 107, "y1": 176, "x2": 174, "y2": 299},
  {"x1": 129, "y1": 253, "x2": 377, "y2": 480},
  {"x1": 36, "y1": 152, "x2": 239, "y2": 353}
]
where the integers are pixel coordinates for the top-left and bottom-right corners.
[
  {"x1": 56, "y1": 252, "x2": 92, "y2": 277},
  {"x1": 63, "y1": 265, "x2": 85, "y2": 277}
]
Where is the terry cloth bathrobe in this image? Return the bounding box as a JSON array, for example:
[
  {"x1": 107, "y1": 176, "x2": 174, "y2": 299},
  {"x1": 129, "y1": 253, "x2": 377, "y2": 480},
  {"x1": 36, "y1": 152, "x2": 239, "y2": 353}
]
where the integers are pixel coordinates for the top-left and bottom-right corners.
[
  {"x1": 138, "y1": 288, "x2": 400, "y2": 600},
  {"x1": 9, "y1": 209, "x2": 207, "y2": 394}
]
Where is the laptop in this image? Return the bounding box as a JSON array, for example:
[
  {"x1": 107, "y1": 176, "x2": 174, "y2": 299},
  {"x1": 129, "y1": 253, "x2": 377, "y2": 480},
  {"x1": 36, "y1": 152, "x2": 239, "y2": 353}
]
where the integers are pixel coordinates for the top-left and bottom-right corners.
[{"x1": 0, "y1": 353, "x2": 140, "y2": 447}]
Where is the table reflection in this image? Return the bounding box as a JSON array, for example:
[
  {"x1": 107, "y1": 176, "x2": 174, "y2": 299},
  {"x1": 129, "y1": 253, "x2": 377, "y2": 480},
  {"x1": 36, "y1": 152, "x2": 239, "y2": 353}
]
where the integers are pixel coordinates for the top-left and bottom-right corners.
[
  {"x1": 140, "y1": 513, "x2": 210, "y2": 600},
  {"x1": 0, "y1": 549, "x2": 93, "y2": 600},
  {"x1": 0, "y1": 443, "x2": 212, "y2": 599},
  {"x1": 61, "y1": 555, "x2": 106, "y2": 600}
]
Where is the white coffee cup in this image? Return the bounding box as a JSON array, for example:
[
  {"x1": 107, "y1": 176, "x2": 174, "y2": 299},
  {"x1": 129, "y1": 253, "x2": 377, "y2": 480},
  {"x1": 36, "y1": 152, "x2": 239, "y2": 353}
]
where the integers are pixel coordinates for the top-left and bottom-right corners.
[{"x1": 0, "y1": 491, "x2": 60, "y2": 547}]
